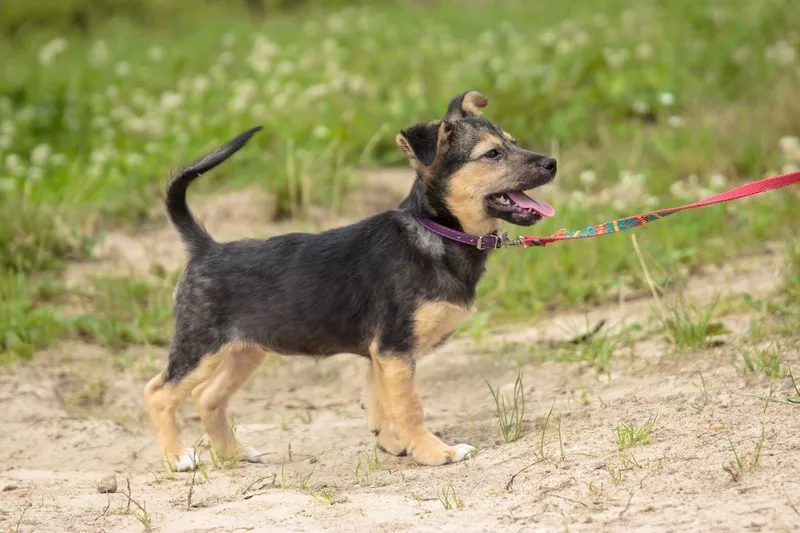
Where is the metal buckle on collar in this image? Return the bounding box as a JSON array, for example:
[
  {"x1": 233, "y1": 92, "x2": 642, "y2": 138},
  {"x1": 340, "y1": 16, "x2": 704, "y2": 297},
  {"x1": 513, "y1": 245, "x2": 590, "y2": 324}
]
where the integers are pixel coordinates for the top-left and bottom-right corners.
[
  {"x1": 476, "y1": 235, "x2": 500, "y2": 250},
  {"x1": 477, "y1": 233, "x2": 530, "y2": 250}
]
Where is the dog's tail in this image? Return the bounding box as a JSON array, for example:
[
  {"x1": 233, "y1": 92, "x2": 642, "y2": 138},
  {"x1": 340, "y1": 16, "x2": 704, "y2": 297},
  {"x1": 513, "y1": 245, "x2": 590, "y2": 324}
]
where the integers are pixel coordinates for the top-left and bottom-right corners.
[{"x1": 165, "y1": 126, "x2": 263, "y2": 251}]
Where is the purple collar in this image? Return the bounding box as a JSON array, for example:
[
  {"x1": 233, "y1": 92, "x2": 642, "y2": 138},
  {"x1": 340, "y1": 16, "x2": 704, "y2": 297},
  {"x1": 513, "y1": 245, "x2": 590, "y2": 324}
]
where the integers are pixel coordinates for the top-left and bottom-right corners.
[{"x1": 415, "y1": 216, "x2": 528, "y2": 250}]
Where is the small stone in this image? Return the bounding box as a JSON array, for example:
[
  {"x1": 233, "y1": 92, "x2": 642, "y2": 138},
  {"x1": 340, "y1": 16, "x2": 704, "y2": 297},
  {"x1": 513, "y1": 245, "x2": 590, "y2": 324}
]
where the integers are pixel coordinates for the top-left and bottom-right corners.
[
  {"x1": 2, "y1": 483, "x2": 18, "y2": 491},
  {"x1": 97, "y1": 475, "x2": 117, "y2": 494}
]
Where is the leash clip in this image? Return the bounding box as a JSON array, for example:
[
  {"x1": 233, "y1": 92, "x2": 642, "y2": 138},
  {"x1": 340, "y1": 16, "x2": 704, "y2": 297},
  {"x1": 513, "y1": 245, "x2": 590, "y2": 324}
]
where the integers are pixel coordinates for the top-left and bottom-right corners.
[{"x1": 499, "y1": 233, "x2": 525, "y2": 248}]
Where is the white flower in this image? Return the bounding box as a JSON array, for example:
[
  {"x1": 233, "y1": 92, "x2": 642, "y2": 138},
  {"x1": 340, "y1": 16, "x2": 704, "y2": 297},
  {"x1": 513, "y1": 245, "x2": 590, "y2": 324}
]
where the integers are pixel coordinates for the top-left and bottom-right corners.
[
  {"x1": 573, "y1": 31, "x2": 589, "y2": 46},
  {"x1": 160, "y1": 91, "x2": 184, "y2": 110},
  {"x1": 709, "y1": 173, "x2": 727, "y2": 190},
  {"x1": 636, "y1": 42, "x2": 653, "y2": 60},
  {"x1": 277, "y1": 61, "x2": 295, "y2": 75},
  {"x1": 5, "y1": 154, "x2": 24, "y2": 174},
  {"x1": 579, "y1": 170, "x2": 597, "y2": 186},
  {"x1": 91, "y1": 40, "x2": 109, "y2": 65},
  {"x1": 305, "y1": 84, "x2": 328, "y2": 101},
  {"x1": 221, "y1": 33, "x2": 236, "y2": 49},
  {"x1": 115, "y1": 61, "x2": 132, "y2": 77},
  {"x1": 28, "y1": 167, "x2": 43, "y2": 182},
  {"x1": 312, "y1": 125, "x2": 329, "y2": 139},
  {"x1": 105, "y1": 85, "x2": 120, "y2": 100},
  {"x1": 126, "y1": 153, "x2": 145, "y2": 166},
  {"x1": 779, "y1": 135, "x2": 800, "y2": 162},
  {"x1": 569, "y1": 190, "x2": 588, "y2": 207},
  {"x1": 192, "y1": 75, "x2": 210, "y2": 94},
  {"x1": 658, "y1": 92, "x2": 675, "y2": 106},
  {"x1": 326, "y1": 14, "x2": 346, "y2": 32},
  {"x1": 218, "y1": 51, "x2": 234, "y2": 65},
  {"x1": 765, "y1": 40, "x2": 797, "y2": 66},
  {"x1": 273, "y1": 92, "x2": 289, "y2": 108},
  {"x1": 38, "y1": 38, "x2": 68, "y2": 67},
  {"x1": 30, "y1": 144, "x2": 51, "y2": 166},
  {"x1": 667, "y1": 115, "x2": 684, "y2": 128},
  {"x1": 632, "y1": 100, "x2": 649, "y2": 115},
  {"x1": 539, "y1": 31, "x2": 557, "y2": 47},
  {"x1": 148, "y1": 46, "x2": 166, "y2": 62},
  {"x1": 322, "y1": 38, "x2": 338, "y2": 55},
  {"x1": 732, "y1": 46, "x2": 750, "y2": 64}
]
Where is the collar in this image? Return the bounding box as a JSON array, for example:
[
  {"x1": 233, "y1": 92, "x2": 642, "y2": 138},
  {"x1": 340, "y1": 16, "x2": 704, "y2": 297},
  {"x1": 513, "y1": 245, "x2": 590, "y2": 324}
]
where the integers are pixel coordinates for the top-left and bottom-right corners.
[{"x1": 415, "y1": 216, "x2": 533, "y2": 250}]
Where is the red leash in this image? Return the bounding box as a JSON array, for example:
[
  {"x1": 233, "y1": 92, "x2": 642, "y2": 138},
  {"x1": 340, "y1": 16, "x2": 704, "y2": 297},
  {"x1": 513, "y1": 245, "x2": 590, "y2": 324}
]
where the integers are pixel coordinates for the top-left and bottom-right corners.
[{"x1": 518, "y1": 169, "x2": 800, "y2": 247}]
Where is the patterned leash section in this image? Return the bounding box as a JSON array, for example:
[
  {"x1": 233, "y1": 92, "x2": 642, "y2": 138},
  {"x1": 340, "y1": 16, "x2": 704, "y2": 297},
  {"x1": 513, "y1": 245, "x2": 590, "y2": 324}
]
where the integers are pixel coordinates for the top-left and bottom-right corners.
[{"x1": 520, "y1": 169, "x2": 800, "y2": 247}]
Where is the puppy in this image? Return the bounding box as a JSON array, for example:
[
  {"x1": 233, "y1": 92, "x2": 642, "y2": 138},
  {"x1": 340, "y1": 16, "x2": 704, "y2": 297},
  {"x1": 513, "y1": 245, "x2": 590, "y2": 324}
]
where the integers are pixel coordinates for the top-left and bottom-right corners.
[{"x1": 144, "y1": 91, "x2": 557, "y2": 470}]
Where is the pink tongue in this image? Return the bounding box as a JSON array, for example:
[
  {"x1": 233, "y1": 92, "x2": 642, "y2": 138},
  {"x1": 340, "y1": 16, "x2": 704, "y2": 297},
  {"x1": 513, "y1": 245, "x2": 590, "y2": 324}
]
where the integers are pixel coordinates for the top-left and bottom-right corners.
[{"x1": 506, "y1": 191, "x2": 555, "y2": 217}]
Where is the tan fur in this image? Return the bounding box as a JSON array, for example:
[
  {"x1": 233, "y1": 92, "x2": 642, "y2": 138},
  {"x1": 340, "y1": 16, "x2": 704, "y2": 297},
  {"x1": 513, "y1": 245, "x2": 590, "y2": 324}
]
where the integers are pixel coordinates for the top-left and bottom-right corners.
[
  {"x1": 501, "y1": 130, "x2": 516, "y2": 143},
  {"x1": 444, "y1": 132, "x2": 522, "y2": 235},
  {"x1": 191, "y1": 345, "x2": 265, "y2": 459},
  {"x1": 144, "y1": 341, "x2": 263, "y2": 465},
  {"x1": 413, "y1": 301, "x2": 472, "y2": 354},
  {"x1": 364, "y1": 359, "x2": 406, "y2": 455},
  {"x1": 369, "y1": 346, "x2": 462, "y2": 465},
  {"x1": 461, "y1": 91, "x2": 488, "y2": 117}
]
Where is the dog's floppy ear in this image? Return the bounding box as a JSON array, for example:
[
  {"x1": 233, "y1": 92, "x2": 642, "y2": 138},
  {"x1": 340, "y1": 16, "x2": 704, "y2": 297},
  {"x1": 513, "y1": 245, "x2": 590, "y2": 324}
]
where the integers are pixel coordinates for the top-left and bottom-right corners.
[
  {"x1": 396, "y1": 120, "x2": 452, "y2": 178},
  {"x1": 444, "y1": 90, "x2": 488, "y2": 121}
]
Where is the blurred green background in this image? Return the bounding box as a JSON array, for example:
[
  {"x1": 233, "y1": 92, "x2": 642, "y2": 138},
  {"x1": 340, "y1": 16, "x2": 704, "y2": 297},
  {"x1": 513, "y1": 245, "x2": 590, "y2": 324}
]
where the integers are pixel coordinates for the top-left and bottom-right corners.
[{"x1": 1, "y1": 0, "x2": 799, "y2": 362}]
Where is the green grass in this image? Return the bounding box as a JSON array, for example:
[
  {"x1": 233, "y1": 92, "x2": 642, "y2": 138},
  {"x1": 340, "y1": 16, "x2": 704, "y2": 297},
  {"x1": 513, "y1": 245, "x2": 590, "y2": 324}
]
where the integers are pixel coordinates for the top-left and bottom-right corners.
[
  {"x1": 613, "y1": 413, "x2": 658, "y2": 449},
  {"x1": 71, "y1": 274, "x2": 175, "y2": 350},
  {"x1": 0, "y1": 270, "x2": 64, "y2": 363},
  {"x1": 486, "y1": 370, "x2": 525, "y2": 443},
  {"x1": 738, "y1": 343, "x2": 786, "y2": 379},
  {"x1": 2, "y1": 0, "x2": 800, "y2": 360}
]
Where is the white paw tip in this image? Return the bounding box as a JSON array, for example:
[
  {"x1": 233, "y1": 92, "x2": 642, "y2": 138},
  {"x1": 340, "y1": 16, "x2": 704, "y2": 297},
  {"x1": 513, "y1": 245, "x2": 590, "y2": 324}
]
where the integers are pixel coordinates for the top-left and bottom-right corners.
[
  {"x1": 174, "y1": 448, "x2": 199, "y2": 472},
  {"x1": 242, "y1": 446, "x2": 265, "y2": 463},
  {"x1": 453, "y1": 443, "x2": 476, "y2": 462}
]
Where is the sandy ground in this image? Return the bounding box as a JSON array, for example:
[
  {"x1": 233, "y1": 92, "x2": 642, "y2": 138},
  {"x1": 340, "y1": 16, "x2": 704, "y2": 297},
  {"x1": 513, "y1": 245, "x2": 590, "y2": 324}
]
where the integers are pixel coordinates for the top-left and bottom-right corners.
[{"x1": 2, "y1": 171, "x2": 800, "y2": 533}]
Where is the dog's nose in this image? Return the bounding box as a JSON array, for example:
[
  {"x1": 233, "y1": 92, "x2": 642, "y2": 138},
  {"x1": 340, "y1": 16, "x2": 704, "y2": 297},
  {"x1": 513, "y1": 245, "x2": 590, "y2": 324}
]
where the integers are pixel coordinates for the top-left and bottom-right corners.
[{"x1": 539, "y1": 157, "x2": 557, "y2": 172}]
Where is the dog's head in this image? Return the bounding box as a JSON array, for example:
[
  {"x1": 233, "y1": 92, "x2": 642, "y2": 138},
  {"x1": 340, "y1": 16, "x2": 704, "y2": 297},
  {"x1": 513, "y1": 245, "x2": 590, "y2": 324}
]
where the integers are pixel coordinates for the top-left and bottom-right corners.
[{"x1": 397, "y1": 91, "x2": 556, "y2": 235}]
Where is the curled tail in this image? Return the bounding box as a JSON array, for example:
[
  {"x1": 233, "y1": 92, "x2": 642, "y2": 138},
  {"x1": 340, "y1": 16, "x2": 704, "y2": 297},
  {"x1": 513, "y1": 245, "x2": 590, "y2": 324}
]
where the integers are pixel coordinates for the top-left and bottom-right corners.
[{"x1": 165, "y1": 126, "x2": 263, "y2": 250}]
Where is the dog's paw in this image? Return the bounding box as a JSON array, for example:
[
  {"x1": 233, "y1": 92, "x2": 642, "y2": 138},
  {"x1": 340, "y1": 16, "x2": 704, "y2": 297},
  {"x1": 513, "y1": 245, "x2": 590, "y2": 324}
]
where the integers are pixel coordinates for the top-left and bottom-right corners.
[
  {"x1": 241, "y1": 446, "x2": 266, "y2": 464},
  {"x1": 452, "y1": 443, "x2": 476, "y2": 462},
  {"x1": 409, "y1": 434, "x2": 475, "y2": 466},
  {"x1": 173, "y1": 448, "x2": 199, "y2": 472}
]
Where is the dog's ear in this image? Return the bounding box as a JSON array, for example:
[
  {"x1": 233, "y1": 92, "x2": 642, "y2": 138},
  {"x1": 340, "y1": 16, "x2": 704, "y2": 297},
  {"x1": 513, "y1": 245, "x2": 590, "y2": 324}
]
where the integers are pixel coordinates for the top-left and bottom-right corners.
[
  {"x1": 443, "y1": 90, "x2": 488, "y2": 121},
  {"x1": 396, "y1": 120, "x2": 453, "y2": 177}
]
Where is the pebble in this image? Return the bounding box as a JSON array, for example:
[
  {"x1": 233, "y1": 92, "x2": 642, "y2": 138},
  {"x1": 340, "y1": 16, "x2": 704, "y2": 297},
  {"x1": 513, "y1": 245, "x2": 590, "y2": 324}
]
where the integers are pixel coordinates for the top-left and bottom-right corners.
[{"x1": 97, "y1": 475, "x2": 118, "y2": 494}]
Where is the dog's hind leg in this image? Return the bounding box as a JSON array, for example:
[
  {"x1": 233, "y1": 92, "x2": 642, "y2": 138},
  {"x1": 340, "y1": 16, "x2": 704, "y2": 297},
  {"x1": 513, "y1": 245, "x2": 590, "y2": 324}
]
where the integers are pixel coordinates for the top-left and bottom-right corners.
[
  {"x1": 190, "y1": 342, "x2": 265, "y2": 464},
  {"x1": 364, "y1": 360, "x2": 406, "y2": 456},
  {"x1": 145, "y1": 348, "x2": 224, "y2": 472},
  {"x1": 369, "y1": 344, "x2": 475, "y2": 466}
]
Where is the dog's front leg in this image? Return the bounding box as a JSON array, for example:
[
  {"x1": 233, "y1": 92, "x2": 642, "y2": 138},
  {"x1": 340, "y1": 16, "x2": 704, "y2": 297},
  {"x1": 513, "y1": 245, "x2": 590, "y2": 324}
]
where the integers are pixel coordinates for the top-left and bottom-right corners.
[{"x1": 369, "y1": 350, "x2": 475, "y2": 466}]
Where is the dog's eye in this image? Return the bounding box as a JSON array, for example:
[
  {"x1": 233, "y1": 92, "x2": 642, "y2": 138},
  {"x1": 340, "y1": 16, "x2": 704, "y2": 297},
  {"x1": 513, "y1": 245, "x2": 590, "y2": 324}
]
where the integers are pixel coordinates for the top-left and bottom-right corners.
[{"x1": 483, "y1": 149, "x2": 501, "y2": 160}]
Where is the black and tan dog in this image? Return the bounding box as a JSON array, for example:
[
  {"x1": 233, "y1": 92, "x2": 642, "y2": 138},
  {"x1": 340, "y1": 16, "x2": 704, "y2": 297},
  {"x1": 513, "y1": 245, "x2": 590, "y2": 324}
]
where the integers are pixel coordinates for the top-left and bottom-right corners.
[{"x1": 145, "y1": 91, "x2": 557, "y2": 470}]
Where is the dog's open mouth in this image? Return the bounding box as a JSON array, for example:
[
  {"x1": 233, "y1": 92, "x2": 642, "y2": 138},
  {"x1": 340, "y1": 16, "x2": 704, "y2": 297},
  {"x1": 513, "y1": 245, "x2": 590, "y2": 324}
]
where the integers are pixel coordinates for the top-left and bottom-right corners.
[{"x1": 486, "y1": 190, "x2": 555, "y2": 218}]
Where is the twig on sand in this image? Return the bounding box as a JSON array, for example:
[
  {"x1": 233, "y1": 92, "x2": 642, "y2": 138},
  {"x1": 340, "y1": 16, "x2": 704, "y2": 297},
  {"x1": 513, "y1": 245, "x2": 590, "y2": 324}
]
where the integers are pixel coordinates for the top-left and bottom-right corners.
[{"x1": 505, "y1": 458, "x2": 546, "y2": 491}]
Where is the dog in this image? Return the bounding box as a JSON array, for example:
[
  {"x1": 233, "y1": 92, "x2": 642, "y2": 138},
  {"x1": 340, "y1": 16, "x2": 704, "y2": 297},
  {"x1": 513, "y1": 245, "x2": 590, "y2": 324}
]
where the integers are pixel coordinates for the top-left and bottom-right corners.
[{"x1": 144, "y1": 91, "x2": 557, "y2": 470}]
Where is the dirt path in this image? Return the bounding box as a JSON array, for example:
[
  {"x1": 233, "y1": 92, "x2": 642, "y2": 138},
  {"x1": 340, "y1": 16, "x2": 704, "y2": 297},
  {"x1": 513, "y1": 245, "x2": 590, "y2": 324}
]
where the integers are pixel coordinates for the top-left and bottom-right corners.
[{"x1": 2, "y1": 175, "x2": 799, "y2": 533}]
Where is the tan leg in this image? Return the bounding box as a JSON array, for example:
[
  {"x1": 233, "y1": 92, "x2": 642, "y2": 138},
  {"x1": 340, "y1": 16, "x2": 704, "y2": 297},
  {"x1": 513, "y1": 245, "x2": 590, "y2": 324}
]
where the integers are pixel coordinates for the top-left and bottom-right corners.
[
  {"x1": 364, "y1": 360, "x2": 406, "y2": 456},
  {"x1": 370, "y1": 349, "x2": 474, "y2": 466},
  {"x1": 191, "y1": 344, "x2": 265, "y2": 463},
  {"x1": 144, "y1": 354, "x2": 224, "y2": 471}
]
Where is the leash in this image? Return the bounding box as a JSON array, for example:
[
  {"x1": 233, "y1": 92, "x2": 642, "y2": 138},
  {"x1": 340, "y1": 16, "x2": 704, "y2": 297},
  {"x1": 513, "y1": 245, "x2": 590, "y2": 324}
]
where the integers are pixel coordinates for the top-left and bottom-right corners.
[{"x1": 416, "y1": 169, "x2": 800, "y2": 250}]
